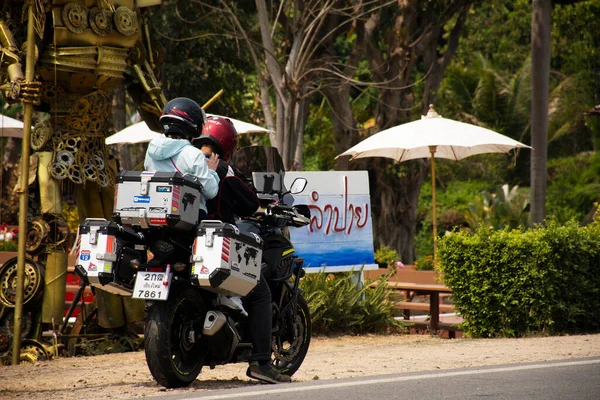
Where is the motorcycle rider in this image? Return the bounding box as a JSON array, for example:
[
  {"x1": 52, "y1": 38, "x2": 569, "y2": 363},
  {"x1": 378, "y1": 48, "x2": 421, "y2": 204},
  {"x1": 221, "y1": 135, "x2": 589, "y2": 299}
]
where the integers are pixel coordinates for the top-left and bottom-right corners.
[
  {"x1": 144, "y1": 98, "x2": 220, "y2": 218},
  {"x1": 193, "y1": 117, "x2": 292, "y2": 384}
]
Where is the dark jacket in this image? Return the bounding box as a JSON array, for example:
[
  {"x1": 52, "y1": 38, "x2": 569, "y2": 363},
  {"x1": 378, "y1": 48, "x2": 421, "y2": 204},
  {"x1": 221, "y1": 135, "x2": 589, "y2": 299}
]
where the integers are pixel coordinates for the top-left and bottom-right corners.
[{"x1": 206, "y1": 159, "x2": 260, "y2": 224}]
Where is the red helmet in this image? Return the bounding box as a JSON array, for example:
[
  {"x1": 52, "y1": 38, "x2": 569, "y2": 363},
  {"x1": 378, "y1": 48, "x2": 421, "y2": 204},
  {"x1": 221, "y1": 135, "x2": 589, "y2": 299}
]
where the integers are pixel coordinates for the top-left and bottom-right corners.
[{"x1": 194, "y1": 116, "x2": 238, "y2": 161}]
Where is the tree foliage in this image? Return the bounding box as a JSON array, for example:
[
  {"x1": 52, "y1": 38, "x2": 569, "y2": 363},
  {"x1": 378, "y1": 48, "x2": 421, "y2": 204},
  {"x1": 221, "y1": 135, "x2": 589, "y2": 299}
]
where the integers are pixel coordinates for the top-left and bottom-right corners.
[{"x1": 141, "y1": 0, "x2": 600, "y2": 263}]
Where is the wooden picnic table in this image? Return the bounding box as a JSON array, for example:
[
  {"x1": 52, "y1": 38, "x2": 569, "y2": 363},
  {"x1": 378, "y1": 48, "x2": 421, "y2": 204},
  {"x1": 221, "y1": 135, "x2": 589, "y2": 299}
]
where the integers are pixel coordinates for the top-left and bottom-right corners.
[{"x1": 378, "y1": 281, "x2": 453, "y2": 332}]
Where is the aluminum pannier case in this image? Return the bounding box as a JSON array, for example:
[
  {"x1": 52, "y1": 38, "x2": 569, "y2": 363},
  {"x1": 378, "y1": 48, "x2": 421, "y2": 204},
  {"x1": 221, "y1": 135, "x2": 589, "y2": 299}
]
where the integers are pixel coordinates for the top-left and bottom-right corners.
[
  {"x1": 191, "y1": 221, "x2": 263, "y2": 297},
  {"x1": 73, "y1": 218, "x2": 146, "y2": 296},
  {"x1": 113, "y1": 170, "x2": 203, "y2": 231}
]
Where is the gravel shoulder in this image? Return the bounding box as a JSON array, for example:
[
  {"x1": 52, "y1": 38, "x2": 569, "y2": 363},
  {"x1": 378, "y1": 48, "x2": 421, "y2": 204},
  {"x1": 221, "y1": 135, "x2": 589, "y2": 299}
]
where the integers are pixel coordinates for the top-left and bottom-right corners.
[{"x1": 1, "y1": 334, "x2": 599, "y2": 399}]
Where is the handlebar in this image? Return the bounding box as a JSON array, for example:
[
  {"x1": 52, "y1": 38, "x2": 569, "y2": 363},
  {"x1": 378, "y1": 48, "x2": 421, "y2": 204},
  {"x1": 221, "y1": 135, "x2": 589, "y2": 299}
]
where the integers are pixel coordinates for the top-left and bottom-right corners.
[{"x1": 250, "y1": 203, "x2": 310, "y2": 227}]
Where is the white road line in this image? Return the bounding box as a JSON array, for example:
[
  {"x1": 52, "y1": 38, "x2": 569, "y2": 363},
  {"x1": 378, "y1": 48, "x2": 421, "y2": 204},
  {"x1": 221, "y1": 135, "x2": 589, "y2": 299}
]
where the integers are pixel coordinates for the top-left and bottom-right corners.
[{"x1": 181, "y1": 358, "x2": 600, "y2": 400}]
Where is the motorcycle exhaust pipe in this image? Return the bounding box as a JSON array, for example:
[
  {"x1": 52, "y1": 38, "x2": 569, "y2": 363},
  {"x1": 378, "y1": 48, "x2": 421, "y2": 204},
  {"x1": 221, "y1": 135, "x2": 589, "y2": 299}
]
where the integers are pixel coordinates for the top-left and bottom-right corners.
[{"x1": 202, "y1": 311, "x2": 227, "y2": 336}]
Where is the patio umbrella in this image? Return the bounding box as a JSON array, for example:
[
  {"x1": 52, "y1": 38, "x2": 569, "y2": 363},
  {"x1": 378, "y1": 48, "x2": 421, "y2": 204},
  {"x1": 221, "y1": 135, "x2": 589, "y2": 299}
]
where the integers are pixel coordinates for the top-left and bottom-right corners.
[
  {"x1": 0, "y1": 114, "x2": 30, "y2": 138},
  {"x1": 336, "y1": 105, "x2": 532, "y2": 264},
  {"x1": 105, "y1": 114, "x2": 273, "y2": 145}
]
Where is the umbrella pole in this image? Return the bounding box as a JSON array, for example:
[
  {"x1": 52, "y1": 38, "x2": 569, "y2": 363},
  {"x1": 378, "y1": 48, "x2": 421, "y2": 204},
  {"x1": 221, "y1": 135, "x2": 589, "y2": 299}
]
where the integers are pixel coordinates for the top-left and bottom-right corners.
[
  {"x1": 429, "y1": 146, "x2": 437, "y2": 268},
  {"x1": 12, "y1": 4, "x2": 36, "y2": 365}
]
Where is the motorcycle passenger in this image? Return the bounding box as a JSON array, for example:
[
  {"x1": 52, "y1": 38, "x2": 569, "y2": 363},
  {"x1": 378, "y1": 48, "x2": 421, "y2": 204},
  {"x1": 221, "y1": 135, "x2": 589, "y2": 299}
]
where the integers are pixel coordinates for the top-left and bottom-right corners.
[
  {"x1": 193, "y1": 116, "x2": 260, "y2": 223},
  {"x1": 193, "y1": 117, "x2": 291, "y2": 384},
  {"x1": 144, "y1": 97, "x2": 220, "y2": 219}
]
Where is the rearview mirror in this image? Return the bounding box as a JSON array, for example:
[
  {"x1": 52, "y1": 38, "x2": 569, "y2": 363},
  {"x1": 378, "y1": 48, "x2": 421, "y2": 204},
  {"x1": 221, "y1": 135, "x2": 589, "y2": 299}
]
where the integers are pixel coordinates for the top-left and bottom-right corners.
[{"x1": 289, "y1": 178, "x2": 307, "y2": 194}]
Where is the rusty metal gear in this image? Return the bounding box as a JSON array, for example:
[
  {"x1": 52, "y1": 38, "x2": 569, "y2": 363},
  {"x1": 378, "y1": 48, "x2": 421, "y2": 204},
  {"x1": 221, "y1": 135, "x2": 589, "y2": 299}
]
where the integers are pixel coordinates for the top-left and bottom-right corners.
[
  {"x1": 2, "y1": 310, "x2": 33, "y2": 339},
  {"x1": 150, "y1": 40, "x2": 165, "y2": 68},
  {"x1": 49, "y1": 162, "x2": 69, "y2": 180},
  {"x1": 42, "y1": 84, "x2": 66, "y2": 103},
  {"x1": 19, "y1": 339, "x2": 50, "y2": 364},
  {"x1": 114, "y1": 6, "x2": 138, "y2": 36},
  {"x1": 73, "y1": 98, "x2": 91, "y2": 115},
  {"x1": 68, "y1": 164, "x2": 83, "y2": 184},
  {"x1": 62, "y1": 2, "x2": 89, "y2": 34},
  {"x1": 87, "y1": 91, "x2": 112, "y2": 116},
  {"x1": 89, "y1": 7, "x2": 113, "y2": 37},
  {"x1": 43, "y1": 214, "x2": 70, "y2": 247},
  {"x1": 64, "y1": 136, "x2": 81, "y2": 153},
  {"x1": 128, "y1": 40, "x2": 147, "y2": 65},
  {"x1": 87, "y1": 116, "x2": 103, "y2": 133},
  {"x1": 92, "y1": 154, "x2": 106, "y2": 171},
  {"x1": 97, "y1": 171, "x2": 109, "y2": 187},
  {"x1": 0, "y1": 257, "x2": 45, "y2": 308},
  {"x1": 56, "y1": 150, "x2": 75, "y2": 166},
  {"x1": 67, "y1": 116, "x2": 86, "y2": 132},
  {"x1": 83, "y1": 164, "x2": 97, "y2": 182},
  {"x1": 31, "y1": 121, "x2": 53, "y2": 151},
  {"x1": 25, "y1": 218, "x2": 51, "y2": 255}
]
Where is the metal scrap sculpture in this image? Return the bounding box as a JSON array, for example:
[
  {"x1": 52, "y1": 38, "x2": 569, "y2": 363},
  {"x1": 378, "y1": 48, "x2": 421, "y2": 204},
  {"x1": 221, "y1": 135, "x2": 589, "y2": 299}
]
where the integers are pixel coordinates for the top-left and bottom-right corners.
[{"x1": 0, "y1": 0, "x2": 166, "y2": 363}]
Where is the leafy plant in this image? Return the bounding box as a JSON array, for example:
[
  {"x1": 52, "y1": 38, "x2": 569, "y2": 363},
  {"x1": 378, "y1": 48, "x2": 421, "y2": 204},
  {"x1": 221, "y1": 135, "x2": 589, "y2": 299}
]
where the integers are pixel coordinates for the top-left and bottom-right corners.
[
  {"x1": 0, "y1": 240, "x2": 17, "y2": 252},
  {"x1": 300, "y1": 269, "x2": 404, "y2": 335},
  {"x1": 465, "y1": 184, "x2": 530, "y2": 230}
]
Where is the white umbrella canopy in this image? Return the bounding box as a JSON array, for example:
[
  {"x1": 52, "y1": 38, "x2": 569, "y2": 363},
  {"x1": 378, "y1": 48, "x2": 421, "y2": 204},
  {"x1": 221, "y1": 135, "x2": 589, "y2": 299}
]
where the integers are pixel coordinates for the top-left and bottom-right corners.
[
  {"x1": 338, "y1": 106, "x2": 531, "y2": 162},
  {"x1": 336, "y1": 105, "x2": 532, "y2": 265},
  {"x1": 0, "y1": 114, "x2": 30, "y2": 138},
  {"x1": 105, "y1": 121, "x2": 160, "y2": 145},
  {"x1": 105, "y1": 114, "x2": 273, "y2": 145}
]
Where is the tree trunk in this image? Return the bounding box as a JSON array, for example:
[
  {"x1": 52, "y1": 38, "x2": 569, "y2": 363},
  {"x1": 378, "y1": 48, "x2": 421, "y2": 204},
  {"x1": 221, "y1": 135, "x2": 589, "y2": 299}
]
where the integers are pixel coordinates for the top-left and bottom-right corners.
[
  {"x1": 530, "y1": 0, "x2": 551, "y2": 225},
  {"x1": 113, "y1": 86, "x2": 129, "y2": 170},
  {"x1": 325, "y1": 2, "x2": 472, "y2": 263},
  {"x1": 322, "y1": 86, "x2": 356, "y2": 171}
]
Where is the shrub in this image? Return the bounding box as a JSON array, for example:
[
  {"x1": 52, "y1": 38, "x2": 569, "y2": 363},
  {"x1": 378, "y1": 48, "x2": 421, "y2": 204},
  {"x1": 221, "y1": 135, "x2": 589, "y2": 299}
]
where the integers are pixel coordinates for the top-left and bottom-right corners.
[
  {"x1": 438, "y1": 219, "x2": 600, "y2": 337},
  {"x1": 374, "y1": 245, "x2": 400, "y2": 267},
  {"x1": 300, "y1": 269, "x2": 404, "y2": 335}
]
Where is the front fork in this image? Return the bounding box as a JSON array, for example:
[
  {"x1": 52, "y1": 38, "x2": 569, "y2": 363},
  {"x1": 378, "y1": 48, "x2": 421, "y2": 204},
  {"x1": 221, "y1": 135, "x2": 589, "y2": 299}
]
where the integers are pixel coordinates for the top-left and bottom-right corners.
[{"x1": 273, "y1": 257, "x2": 305, "y2": 332}]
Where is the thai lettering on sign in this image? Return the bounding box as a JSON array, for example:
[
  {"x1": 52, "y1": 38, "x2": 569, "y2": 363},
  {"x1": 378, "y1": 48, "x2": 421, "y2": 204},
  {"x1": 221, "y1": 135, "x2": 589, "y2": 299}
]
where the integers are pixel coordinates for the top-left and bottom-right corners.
[{"x1": 284, "y1": 171, "x2": 376, "y2": 272}]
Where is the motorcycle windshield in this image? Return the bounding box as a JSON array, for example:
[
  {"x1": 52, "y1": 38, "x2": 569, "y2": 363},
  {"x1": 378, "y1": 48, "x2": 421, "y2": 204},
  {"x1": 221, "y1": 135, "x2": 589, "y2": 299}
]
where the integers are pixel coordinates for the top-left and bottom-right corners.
[{"x1": 231, "y1": 146, "x2": 286, "y2": 178}]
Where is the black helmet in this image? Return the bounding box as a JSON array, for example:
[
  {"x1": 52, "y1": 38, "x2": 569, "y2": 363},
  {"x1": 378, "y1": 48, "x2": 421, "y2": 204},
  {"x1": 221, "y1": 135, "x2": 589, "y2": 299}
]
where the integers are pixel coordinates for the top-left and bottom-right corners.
[{"x1": 159, "y1": 97, "x2": 206, "y2": 139}]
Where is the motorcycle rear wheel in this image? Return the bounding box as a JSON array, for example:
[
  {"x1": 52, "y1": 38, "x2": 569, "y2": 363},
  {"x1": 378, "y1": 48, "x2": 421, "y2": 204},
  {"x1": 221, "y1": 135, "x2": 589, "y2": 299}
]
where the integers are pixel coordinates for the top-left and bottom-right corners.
[
  {"x1": 144, "y1": 286, "x2": 206, "y2": 388},
  {"x1": 272, "y1": 293, "x2": 311, "y2": 376}
]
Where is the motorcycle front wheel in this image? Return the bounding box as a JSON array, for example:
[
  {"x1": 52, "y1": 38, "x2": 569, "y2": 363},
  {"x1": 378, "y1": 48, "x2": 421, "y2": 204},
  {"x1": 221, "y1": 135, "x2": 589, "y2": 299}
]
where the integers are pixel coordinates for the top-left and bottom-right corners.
[
  {"x1": 272, "y1": 292, "x2": 311, "y2": 376},
  {"x1": 144, "y1": 285, "x2": 206, "y2": 388}
]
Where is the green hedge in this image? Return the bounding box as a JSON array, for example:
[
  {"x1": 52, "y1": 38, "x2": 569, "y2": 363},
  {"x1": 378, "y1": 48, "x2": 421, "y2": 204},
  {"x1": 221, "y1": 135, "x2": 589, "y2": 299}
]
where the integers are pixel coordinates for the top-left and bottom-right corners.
[{"x1": 438, "y1": 220, "x2": 600, "y2": 337}]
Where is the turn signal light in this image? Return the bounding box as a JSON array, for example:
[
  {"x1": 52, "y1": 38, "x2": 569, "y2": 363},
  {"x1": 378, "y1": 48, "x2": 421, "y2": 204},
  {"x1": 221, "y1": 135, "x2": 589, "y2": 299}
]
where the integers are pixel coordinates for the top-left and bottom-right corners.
[{"x1": 173, "y1": 262, "x2": 187, "y2": 272}]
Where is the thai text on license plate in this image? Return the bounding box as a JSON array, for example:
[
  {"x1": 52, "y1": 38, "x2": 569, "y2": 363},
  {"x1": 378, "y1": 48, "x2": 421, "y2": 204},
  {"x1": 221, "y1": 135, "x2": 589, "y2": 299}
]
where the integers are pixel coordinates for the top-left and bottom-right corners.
[{"x1": 132, "y1": 271, "x2": 171, "y2": 300}]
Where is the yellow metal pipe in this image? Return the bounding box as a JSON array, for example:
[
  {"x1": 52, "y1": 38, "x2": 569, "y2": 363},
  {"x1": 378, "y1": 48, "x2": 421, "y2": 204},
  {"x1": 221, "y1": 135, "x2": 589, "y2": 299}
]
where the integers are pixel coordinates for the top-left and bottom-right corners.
[
  {"x1": 13, "y1": 3, "x2": 37, "y2": 365},
  {"x1": 201, "y1": 89, "x2": 224, "y2": 110}
]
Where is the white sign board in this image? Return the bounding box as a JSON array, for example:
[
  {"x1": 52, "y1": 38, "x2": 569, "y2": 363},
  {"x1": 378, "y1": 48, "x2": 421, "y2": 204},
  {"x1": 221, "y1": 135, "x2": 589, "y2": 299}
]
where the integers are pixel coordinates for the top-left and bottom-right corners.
[{"x1": 284, "y1": 171, "x2": 377, "y2": 273}]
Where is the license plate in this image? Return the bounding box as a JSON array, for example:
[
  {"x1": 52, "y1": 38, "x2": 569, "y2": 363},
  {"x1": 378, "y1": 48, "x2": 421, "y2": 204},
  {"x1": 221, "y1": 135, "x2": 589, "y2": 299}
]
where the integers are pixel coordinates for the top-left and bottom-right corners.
[{"x1": 132, "y1": 271, "x2": 172, "y2": 300}]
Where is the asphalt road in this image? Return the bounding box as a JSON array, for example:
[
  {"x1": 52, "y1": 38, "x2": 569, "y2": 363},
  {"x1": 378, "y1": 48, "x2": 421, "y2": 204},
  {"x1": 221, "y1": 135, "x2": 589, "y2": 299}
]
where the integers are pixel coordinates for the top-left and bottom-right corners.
[{"x1": 142, "y1": 358, "x2": 600, "y2": 400}]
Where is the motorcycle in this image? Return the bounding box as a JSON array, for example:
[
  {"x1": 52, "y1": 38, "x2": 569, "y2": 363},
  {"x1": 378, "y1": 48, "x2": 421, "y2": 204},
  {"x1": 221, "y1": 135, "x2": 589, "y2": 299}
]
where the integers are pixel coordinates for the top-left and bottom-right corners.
[{"x1": 74, "y1": 146, "x2": 312, "y2": 388}]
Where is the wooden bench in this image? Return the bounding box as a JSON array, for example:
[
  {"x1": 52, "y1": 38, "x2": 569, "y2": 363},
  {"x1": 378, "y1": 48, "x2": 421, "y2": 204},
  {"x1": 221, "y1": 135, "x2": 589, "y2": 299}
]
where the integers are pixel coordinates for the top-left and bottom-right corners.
[
  {"x1": 371, "y1": 281, "x2": 453, "y2": 331},
  {"x1": 367, "y1": 269, "x2": 458, "y2": 334}
]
